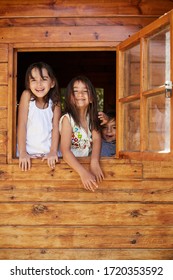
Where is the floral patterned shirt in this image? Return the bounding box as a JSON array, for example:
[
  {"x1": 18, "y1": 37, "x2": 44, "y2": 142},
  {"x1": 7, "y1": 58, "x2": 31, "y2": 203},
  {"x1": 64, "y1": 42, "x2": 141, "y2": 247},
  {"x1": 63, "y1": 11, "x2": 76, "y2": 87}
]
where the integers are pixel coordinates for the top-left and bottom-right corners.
[{"x1": 59, "y1": 113, "x2": 92, "y2": 157}]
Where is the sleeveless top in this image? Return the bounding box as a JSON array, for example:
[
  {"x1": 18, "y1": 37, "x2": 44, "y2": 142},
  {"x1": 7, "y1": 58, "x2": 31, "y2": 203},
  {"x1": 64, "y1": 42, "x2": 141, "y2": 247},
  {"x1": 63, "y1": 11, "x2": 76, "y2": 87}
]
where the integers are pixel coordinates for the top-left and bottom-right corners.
[
  {"x1": 26, "y1": 99, "x2": 53, "y2": 156},
  {"x1": 59, "y1": 113, "x2": 92, "y2": 157}
]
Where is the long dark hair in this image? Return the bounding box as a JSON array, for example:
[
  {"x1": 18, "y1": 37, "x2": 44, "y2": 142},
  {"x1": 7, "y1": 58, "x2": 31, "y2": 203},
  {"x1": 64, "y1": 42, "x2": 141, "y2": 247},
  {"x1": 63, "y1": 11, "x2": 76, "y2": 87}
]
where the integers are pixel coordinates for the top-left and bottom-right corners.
[
  {"x1": 25, "y1": 61, "x2": 60, "y2": 107},
  {"x1": 64, "y1": 75, "x2": 100, "y2": 131}
]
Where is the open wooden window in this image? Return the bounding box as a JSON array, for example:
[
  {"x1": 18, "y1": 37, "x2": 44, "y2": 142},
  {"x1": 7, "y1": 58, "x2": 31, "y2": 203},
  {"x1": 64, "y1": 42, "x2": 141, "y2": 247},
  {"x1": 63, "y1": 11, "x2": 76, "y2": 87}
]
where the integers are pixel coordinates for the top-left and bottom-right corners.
[
  {"x1": 8, "y1": 11, "x2": 173, "y2": 163},
  {"x1": 116, "y1": 11, "x2": 173, "y2": 160},
  {"x1": 9, "y1": 50, "x2": 116, "y2": 161}
]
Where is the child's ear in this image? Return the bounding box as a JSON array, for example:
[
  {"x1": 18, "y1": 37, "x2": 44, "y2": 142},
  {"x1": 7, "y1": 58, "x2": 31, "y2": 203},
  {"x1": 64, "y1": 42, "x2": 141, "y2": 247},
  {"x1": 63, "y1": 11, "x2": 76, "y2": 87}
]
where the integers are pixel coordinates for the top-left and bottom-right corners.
[
  {"x1": 51, "y1": 80, "x2": 55, "y2": 88},
  {"x1": 89, "y1": 97, "x2": 93, "y2": 103}
]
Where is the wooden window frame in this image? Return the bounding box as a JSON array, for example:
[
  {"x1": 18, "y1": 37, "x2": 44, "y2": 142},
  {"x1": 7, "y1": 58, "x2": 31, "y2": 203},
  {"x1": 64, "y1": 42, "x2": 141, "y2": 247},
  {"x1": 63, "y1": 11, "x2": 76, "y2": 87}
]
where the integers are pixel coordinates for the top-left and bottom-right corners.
[
  {"x1": 116, "y1": 11, "x2": 173, "y2": 161},
  {"x1": 7, "y1": 45, "x2": 117, "y2": 163}
]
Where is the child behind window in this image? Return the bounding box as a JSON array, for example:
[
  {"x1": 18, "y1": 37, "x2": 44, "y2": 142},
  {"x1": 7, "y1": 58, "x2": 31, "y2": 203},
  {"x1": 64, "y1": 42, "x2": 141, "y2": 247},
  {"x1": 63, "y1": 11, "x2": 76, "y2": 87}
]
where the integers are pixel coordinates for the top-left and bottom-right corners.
[
  {"x1": 17, "y1": 61, "x2": 61, "y2": 171},
  {"x1": 98, "y1": 110, "x2": 116, "y2": 157}
]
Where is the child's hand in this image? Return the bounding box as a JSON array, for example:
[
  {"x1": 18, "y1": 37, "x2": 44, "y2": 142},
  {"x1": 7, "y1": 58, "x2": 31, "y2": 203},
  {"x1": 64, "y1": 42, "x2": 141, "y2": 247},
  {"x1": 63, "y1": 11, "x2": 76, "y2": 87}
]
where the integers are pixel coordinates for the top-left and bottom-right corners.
[
  {"x1": 90, "y1": 160, "x2": 104, "y2": 183},
  {"x1": 80, "y1": 169, "x2": 98, "y2": 192},
  {"x1": 98, "y1": 111, "x2": 109, "y2": 125},
  {"x1": 42, "y1": 151, "x2": 59, "y2": 169},
  {"x1": 19, "y1": 152, "x2": 31, "y2": 171}
]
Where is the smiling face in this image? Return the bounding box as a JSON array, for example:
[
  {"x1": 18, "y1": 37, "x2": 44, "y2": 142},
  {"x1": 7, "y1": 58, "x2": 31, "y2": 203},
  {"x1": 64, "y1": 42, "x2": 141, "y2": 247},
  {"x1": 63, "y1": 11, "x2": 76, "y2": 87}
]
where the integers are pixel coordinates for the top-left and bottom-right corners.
[
  {"x1": 102, "y1": 118, "x2": 116, "y2": 142},
  {"x1": 28, "y1": 67, "x2": 55, "y2": 99},
  {"x1": 72, "y1": 80, "x2": 91, "y2": 109}
]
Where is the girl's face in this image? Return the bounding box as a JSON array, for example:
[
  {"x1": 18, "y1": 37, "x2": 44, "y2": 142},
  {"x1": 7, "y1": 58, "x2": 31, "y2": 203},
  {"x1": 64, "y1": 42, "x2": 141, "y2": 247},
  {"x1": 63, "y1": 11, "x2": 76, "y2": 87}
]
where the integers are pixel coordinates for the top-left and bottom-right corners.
[
  {"x1": 102, "y1": 119, "x2": 116, "y2": 142},
  {"x1": 29, "y1": 67, "x2": 55, "y2": 99},
  {"x1": 72, "y1": 80, "x2": 91, "y2": 108}
]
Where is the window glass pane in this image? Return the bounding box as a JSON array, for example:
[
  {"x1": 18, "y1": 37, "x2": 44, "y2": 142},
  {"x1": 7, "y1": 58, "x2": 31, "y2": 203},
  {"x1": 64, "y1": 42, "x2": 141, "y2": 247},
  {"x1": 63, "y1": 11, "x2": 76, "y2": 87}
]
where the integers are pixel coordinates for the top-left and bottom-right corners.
[
  {"x1": 148, "y1": 26, "x2": 170, "y2": 89},
  {"x1": 124, "y1": 44, "x2": 140, "y2": 97},
  {"x1": 147, "y1": 94, "x2": 170, "y2": 152},
  {"x1": 123, "y1": 100, "x2": 140, "y2": 151}
]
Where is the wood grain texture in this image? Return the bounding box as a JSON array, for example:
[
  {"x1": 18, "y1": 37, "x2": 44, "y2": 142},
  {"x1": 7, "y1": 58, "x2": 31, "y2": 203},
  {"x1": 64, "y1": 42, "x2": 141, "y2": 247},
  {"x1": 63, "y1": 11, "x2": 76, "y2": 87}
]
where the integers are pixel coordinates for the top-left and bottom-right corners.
[
  {"x1": 0, "y1": 249, "x2": 173, "y2": 260},
  {"x1": 0, "y1": 202, "x2": 173, "y2": 226},
  {"x1": 0, "y1": 0, "x2": 173, "y2": 261},
  {"x1": 1, "y1": 179, "x2": 173, "y2": 202},
  {"x1": 0, "y1": 226, "x2": 173, "y2": 249},
  {"x1": 0, "y1": 161, "x2": 143, "y2": 180},
  {"x1": 0, "y1": 0, "x2": 173, "y2": 17}
]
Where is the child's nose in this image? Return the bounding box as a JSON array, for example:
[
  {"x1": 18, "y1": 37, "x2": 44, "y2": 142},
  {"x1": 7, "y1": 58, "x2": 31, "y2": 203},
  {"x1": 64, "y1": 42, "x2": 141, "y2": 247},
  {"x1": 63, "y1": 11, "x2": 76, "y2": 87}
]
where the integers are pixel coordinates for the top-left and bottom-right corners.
[
  {"x1": 37, "y1": 80, "x2": 42, "y2": 86},
  {"x1": 107, "y1": 127, "x2": 112, "y2": 133}
]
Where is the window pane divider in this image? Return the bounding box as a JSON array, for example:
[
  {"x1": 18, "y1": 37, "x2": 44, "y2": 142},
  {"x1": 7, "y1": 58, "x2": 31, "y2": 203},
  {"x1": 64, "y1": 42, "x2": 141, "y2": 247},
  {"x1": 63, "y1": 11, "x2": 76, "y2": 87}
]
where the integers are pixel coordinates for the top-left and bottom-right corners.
[
  {"x1": 142, "y1": 85, "x2": 165, "y2": 97},
  {"x1": 119, "y1": 93, "x2": 140, "y2": 103}
]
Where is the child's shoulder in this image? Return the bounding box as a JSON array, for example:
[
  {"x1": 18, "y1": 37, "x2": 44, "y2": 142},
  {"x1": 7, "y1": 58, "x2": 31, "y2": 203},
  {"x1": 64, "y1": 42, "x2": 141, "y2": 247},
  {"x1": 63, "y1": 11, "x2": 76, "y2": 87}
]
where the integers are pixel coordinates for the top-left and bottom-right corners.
[
  {"x1": 60, "y1": 113, "x2": 71, "y2": 123},
  {"x1": 59, "y1": 113, "x2": 74, "y2": 131},
  {"x1": 19, "y1": 89, "x2": 32, "y2": 104},
  {"x1": 21, "y1": 89, "x2": 32, "y2": 99}
]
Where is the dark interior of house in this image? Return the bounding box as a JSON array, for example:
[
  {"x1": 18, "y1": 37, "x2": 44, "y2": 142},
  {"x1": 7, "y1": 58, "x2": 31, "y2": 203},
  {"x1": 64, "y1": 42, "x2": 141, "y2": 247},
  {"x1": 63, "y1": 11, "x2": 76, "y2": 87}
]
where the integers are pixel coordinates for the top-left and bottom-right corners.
[{"x1": 17, "y1": 51, "x2": 116, "y2": 113}]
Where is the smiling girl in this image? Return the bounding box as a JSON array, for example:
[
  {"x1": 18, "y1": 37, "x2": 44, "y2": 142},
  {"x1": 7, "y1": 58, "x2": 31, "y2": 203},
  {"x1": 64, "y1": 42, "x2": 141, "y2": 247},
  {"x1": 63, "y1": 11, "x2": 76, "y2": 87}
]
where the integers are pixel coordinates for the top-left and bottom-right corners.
[
  {"x1": 59, "y1": 75, "x2": 104, "y2": 192},
  {"x1": 17, "y1": 62, "x2": 61, "y2": 171}
]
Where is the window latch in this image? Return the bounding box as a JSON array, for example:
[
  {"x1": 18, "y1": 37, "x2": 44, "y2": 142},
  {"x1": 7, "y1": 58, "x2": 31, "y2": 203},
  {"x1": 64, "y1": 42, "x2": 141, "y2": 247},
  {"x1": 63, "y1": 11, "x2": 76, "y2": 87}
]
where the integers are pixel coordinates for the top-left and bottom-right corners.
[{"x1": 165, "y1": 80, "x2": 172, "y2": 98}]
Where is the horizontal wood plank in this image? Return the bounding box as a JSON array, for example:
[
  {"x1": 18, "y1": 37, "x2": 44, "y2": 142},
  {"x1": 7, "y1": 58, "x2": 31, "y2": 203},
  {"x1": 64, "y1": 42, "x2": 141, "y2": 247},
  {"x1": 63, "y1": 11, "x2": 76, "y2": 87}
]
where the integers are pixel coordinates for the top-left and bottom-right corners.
[
  {"x1": 1, "y1": 179, "x2": 173, "y2": 202},
  {"x1": 0, "y1": 248, "x2": 172, "y2": 260},
  {"x1": 0, "y1": 203, "x2": 172, "y2": 226},
  {"x1": 0, "y1": 132, "x2": 7, "y2": 155},
  {"x1": 143, "y1": 161, "x2": 173, "y2": 178},
  {"x1": 0, "y1": 109, "x2": 7, "y2": 130},
  {"x1": 0, "y1": 226, "x2": 173, "y2": 249},
  {"x1": 0, "y1": 63, "x2": 8, "y2": 84},
  {"x1": 0, "y1": 161, "x2": 142, "y2": 181},
  {"x1": 0, "y1": 0, "x2": 172, "y2": 17},
  {"x1": 0, "y1": 44, "x2": 8, "y2": 62},
  {"x1": 0, "y1": 86, "x2": 8, "y2": 107},
  {"x1": 0, "y1": 26, "x2": 142, "y2": 44},
  {"x1": 0, "y1": 17, "x2": 156, "y2": 28}
]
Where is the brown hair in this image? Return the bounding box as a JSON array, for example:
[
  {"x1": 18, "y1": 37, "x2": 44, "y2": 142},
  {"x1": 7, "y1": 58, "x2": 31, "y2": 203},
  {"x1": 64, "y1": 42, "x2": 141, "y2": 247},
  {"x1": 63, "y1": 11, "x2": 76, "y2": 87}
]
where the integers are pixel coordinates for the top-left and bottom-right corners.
[
  {"x1": 25, "y1": 61, "x2": 60, "y2": 107},
  {"x1": 64, "y1": 75, "x2": 100, "y2": 131}
]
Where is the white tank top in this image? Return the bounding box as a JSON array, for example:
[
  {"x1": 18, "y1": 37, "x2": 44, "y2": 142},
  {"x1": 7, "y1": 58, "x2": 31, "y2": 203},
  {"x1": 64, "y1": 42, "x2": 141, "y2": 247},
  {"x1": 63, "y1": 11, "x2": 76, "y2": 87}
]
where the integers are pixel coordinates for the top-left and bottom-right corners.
[{"x1": 26, "y1": 99, "x2": 53, "y2": 155}]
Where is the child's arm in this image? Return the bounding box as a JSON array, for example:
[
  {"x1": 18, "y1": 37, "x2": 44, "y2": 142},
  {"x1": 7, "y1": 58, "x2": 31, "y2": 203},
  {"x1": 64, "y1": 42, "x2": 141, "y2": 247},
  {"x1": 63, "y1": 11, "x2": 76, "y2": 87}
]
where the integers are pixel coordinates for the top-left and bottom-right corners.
[
  {"x1": 98, "y1": 111, "x2": 109, "y2": 125},
  {"x1": 60, "y1": 116, "x2": 98, "y2": 192},
  {"x1": 17, "y1": 90, "x2": 31, "y2": 171},
  {"x1": 90, "y1": 129, "x2": 104, "y2": 182},
  {"x1": 43, "y1": 103, "x2": 61, "y2": 169}
]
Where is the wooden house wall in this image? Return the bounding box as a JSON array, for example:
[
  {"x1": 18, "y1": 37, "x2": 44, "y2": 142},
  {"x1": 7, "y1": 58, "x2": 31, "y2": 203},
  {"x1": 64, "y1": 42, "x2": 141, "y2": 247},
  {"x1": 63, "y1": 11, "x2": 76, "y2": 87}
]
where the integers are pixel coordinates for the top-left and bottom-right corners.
[{"x1": 0, "y1": 0, "x2": 173, "y2": 260}]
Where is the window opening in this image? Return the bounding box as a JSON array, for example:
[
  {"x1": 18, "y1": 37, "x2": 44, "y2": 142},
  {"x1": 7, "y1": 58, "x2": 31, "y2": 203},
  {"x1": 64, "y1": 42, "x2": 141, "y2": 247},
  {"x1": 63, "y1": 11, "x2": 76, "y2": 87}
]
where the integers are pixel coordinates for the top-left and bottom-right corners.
[{"x1": 14, "y1": 50, "x2": 116, "y2": 159}]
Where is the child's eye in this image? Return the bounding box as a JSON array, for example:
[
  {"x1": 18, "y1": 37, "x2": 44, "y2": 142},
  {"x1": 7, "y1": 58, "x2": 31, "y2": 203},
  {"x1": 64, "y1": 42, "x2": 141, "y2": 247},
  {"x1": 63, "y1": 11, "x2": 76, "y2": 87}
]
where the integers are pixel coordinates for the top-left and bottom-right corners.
[
  {"x1": 30, "y1": 78, "x2": 36, "y2": 82},
  {"x1": 42, "y1": 77, "x2": 48, "y2": 81}
]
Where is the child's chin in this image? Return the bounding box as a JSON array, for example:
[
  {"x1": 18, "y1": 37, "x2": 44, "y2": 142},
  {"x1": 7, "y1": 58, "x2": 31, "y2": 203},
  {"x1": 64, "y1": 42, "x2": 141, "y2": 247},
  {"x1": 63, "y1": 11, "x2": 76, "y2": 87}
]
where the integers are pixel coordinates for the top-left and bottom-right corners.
[{"x1": 105, "y1": 138, "x2": 114, "y2": 143}]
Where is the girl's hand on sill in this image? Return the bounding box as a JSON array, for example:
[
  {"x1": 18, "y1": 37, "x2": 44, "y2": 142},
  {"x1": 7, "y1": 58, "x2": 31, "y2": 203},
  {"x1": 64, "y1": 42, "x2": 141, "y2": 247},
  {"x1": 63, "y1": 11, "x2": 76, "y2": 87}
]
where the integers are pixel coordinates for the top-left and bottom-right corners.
[
  {"x1": 90, "y1": 160, "x2": 104, "y2": 183},
  {"x1": 19, "y1": 152, "x2": 31, "y2": 171},
  {"x1": 42, "y1": 151, "x2": 59, "y2": 169},
  {"x1": 79, "y1": 169, "x2": 99, "y2": 192}
]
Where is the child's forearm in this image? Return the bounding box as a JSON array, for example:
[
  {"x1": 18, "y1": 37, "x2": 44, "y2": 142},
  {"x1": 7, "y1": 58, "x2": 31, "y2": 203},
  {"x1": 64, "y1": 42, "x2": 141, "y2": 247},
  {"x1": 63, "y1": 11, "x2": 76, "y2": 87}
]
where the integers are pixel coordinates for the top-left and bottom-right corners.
[
  {"x1": 17, "y1": 128, "x2": 27, "y2": 155},
  {"x1": 91, "y1": 132, "x2": 101, "y2": 162},
  {"x1": 50, "y1": 129, "x2": 59, "y2": 153},
  {"x1": 62, "y1": 150, "x2": 98, "y2": 192},
  {"x1": 62, "y1": 150, "x2": 86, "y2": 175}
]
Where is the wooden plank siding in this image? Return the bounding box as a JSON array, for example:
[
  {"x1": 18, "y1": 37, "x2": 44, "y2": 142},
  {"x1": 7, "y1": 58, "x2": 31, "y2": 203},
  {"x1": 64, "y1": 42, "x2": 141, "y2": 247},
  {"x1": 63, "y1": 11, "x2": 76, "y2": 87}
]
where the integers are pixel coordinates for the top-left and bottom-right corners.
[
  {"x1": 0, "y1": 0, "x2": 173, "y2": 18},
  {"x1": 0, "y1": 159, "x2": 173, "y2": 259},
  {"x1": 0, "y1": 0, "x2": 173, "y2": 260}
]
